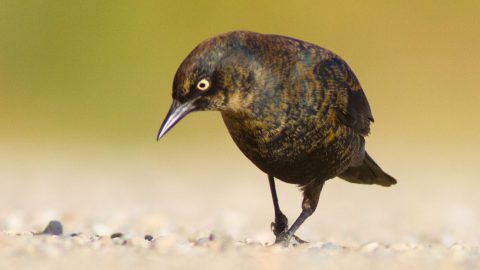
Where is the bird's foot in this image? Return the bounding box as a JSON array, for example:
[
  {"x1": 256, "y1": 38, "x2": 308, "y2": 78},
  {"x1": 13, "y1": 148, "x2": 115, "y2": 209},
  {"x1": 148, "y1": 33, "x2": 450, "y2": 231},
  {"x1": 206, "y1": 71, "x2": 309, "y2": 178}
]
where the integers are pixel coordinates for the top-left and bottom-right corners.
[
  {"x1": 291, "y1": 234, "x2": 308, "y2": 245},
  {"x1": 270, "y1": 212, "x2": 289, "y2": 237},
  {"x1": 271, "y1": 213, "x2": 308, "y2": 246},
  {"x1": 274, "y1": 231, "x2": 291, "y2": 246},
  {"x1": 273, "y1": 231, "x2": 308, "y2": 247}
]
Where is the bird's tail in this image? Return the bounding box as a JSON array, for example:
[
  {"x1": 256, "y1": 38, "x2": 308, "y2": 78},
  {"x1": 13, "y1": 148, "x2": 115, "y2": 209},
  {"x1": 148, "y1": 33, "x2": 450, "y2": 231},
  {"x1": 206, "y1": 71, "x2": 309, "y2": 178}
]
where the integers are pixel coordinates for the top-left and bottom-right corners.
[{"x1": 338, "y1": 152, "x2": 397, "y2": 187}]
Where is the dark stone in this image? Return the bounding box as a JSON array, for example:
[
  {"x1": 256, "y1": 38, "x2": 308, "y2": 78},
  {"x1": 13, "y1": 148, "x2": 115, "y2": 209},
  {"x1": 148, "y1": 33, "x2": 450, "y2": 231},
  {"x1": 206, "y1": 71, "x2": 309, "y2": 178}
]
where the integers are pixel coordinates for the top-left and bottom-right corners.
[
  {"x1": 209, "y1": 233, "x2": 215, "y2": 241},
  {"x1": 110, "y1": 232, "x2": 123, "y2": 239},
  {"x1": 42, "y1": 220, "x2": 63, "y2": 235}
]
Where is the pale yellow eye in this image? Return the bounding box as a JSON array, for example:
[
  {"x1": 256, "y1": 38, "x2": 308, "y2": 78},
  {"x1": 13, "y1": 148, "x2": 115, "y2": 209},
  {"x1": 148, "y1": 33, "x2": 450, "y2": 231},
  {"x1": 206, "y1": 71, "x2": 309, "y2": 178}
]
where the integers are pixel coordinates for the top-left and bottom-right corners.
[{"x1": 196, "y1": 78, "x2": 210, "y2": 91}]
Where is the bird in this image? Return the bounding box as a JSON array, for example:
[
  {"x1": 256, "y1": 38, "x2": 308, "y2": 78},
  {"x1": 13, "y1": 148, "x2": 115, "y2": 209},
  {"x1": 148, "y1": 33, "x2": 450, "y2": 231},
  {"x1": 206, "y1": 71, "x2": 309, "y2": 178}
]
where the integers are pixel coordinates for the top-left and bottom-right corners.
[{"x1": 157, "y1": 31, "x2": 396, "y2": 245}]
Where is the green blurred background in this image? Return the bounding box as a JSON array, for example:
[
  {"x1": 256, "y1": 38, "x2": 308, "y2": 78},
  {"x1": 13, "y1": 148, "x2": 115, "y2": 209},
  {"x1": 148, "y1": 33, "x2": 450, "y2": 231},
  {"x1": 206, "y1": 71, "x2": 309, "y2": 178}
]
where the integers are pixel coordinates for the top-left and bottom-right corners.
[{"x1": 0, "y1": 0, "x2": 479, "y2": 175}]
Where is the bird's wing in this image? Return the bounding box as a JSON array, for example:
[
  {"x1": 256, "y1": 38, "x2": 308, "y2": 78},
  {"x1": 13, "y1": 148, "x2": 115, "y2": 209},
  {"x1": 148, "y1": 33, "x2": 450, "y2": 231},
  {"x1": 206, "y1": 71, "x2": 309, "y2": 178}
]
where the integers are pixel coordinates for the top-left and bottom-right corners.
[{"x1": 314, "y1": 57, "x2": 374, "y2": 136}]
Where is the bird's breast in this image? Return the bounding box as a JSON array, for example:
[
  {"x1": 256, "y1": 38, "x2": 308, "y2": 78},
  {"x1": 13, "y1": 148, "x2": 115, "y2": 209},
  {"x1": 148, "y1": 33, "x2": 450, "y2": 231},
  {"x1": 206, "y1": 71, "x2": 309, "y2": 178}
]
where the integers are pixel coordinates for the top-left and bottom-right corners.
[{"x1": 221, "y1": 110, "x2": 361, "y2": 185}]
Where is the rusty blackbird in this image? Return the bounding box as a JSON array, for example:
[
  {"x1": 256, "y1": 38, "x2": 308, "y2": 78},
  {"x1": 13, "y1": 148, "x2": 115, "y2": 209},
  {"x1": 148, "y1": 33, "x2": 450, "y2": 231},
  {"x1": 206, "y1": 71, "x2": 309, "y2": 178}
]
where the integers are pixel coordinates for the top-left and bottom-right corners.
[{"x1": 157, "y1": 31, "x2": 396, "y2": 245}]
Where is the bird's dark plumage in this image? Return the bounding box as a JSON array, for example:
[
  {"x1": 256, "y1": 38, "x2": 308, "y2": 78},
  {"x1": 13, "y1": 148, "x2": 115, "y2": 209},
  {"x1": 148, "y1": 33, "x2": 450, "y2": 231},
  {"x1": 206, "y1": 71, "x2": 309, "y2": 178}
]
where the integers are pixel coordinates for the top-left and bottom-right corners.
[{"x1": 158, "y1": 31, "x2": 396, "y2": 245}]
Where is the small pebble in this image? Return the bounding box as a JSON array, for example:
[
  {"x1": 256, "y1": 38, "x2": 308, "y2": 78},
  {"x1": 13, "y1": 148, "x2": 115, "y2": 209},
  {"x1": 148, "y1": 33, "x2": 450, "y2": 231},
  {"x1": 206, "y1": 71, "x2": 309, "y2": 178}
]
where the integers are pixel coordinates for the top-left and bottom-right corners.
[
  {"x1": 110, "y1": 232, "x2": 123, "y2": 239},
  {"x1": 42, "y1": 220, "x2": 63, "y2": 236},
  {"x1": 144, "y1": 235, "x2": 154, "y2": 241},
  {"x1": 92, "y1": 224, "x2": 111, "y2": 235},
  {"x1": 195, "y1": 237, "x2": 210, "y2": 246},
  {"x1": 209, "y1": 233, "x2": 215, "y2": 241},
  {"x1": 362, "y1": 242, "x2": 380, "y2": 253},
  {"x1": 322, "y1": 242, "x2": 341, "y2": 251},
  {"x1": 389, "y1": 242, "x2": 410, "y2": 251}
]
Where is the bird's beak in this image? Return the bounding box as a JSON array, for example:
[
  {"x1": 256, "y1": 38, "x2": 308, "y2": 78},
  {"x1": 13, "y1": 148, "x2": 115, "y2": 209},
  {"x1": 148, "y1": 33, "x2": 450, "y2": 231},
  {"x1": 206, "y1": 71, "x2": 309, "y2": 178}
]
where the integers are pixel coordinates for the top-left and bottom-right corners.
[{"x1": 157, "y1": 99, "x2": 196, "y2": 141}]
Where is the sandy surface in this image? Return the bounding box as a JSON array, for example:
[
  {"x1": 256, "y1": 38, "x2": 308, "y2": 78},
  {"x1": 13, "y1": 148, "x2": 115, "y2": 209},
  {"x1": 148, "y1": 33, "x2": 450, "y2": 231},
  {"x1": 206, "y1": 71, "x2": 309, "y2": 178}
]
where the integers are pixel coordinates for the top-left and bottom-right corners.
[
  {"x1": 2, "y1": 230, "x2": 479, "y2": 270},
  {"x1": 1, "y1": 145, "x2": 479, "y2": 270}
]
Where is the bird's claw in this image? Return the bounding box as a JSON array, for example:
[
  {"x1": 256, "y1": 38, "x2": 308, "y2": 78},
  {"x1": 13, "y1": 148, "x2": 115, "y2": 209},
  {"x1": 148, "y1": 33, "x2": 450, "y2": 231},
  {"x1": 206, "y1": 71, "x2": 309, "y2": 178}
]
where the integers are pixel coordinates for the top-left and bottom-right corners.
[
  {"x1": 291, "y1": 234, "x2": 308, "y2": 244},
  {"x1": 274, "y1": 231, "x2": 291, "y2": 246},
  {"x1": 273, "y1": 231, "x2": 308, "y2": 247},
  {"x1": 271, "y1": 213, "x2": 308, "y2": 246}
]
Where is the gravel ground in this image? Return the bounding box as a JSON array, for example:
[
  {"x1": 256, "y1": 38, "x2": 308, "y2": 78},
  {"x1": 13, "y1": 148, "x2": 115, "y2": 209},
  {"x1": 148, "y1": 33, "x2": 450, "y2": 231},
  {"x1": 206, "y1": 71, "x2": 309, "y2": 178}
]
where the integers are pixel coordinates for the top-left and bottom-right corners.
[
  {"x1": 1, "y1": 145, "x2": 479, "y2": 270},
  {"x1": 2, "y1": 225, "x2": 479, "y2": 270}
]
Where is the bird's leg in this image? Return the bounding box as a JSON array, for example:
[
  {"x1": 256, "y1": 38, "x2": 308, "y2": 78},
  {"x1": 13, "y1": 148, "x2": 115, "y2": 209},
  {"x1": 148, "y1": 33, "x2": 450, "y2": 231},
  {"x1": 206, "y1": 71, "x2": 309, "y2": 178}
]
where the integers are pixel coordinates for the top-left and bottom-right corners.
[
  {"x1": 268, "y1": 175, "x2": 289, "y2": 236},
  {"x1": 275, "y1": 181, "x2": 325, "y2": 246}
]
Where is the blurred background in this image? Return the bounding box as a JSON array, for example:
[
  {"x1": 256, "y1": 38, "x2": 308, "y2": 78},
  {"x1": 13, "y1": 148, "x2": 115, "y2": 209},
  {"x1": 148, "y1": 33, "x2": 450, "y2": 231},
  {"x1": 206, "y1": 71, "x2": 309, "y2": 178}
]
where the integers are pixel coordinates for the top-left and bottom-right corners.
[{"x1": 0, "y1": 0, "x2": 479, "y2": 243}]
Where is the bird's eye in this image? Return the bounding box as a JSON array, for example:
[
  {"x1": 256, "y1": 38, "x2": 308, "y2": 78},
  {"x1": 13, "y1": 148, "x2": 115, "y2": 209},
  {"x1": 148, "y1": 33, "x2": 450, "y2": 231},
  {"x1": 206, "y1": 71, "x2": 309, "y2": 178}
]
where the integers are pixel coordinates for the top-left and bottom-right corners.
[{"x1": 196, "y1": 78, "x2": 211, "y2": 91}]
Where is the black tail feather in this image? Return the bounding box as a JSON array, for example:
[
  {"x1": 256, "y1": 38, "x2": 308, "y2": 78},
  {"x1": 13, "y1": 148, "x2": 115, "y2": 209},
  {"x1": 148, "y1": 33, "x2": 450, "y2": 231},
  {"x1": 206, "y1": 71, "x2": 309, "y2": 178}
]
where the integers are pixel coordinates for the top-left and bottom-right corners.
[{"x1": 338, "y1": 152, "x2": 397, "y2": 187}]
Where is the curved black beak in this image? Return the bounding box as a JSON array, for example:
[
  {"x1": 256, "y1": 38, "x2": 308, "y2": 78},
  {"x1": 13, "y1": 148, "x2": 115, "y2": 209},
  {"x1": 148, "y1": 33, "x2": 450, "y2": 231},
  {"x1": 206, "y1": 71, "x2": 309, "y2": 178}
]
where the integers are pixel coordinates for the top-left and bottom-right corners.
[{"x1": 157, "y1": 99, "x2": 196, "y2": 141}]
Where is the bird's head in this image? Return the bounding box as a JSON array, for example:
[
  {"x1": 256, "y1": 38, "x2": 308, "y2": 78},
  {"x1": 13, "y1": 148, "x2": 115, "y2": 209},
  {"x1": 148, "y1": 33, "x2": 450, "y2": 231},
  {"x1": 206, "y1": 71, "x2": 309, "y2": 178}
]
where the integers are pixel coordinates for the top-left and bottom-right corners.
[{"x1": 157, "y1": 31, "x2": 261, "y2": 140}]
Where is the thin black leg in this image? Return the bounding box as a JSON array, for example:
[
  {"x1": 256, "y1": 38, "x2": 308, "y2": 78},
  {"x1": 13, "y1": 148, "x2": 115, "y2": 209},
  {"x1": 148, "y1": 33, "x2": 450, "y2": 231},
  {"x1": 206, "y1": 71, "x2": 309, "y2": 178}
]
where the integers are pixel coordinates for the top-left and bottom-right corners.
[
  {"x1": 268, "y1": 175, "x2": 288, "y2": 236},
  {"x1": 286, "y1": 209, "x2": 313, "y2": 237},
  {"x1": 268, "y1": 175, "x2": 281, "y2": 216}
]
